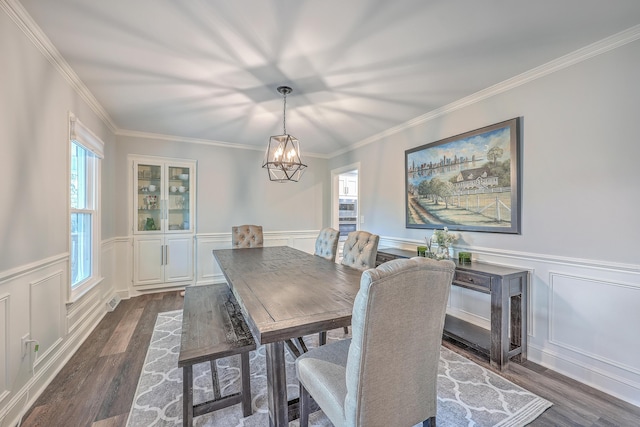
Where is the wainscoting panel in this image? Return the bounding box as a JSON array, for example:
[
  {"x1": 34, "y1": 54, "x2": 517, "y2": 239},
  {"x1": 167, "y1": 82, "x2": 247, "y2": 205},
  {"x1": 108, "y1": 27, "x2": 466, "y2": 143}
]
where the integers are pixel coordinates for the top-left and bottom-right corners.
[
  {"x1": 195, "y1": 234, "x2": 232, "y2": 285},
  {"x1": 113, "y1": 237, "x2": 132, "y2": 299},
  {"x1": 447, "y1": 286, "x2": 491, "y2": 329},
  {"x1": 29, "y1": 271, "x2": 63, "y2": 366},
  {"x1": 0, "y1": 294, "x2": 8, "y2": 402},
  {"x1": 549, "y1": 272, "x2": 640, "y2": 375}
]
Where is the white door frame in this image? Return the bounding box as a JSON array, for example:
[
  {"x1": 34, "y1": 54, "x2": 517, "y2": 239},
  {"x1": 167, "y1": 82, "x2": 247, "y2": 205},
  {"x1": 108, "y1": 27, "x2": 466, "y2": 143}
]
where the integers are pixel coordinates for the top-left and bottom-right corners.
[{"x1": 330, "y1": 162, "x2": 360, "y2": 233}]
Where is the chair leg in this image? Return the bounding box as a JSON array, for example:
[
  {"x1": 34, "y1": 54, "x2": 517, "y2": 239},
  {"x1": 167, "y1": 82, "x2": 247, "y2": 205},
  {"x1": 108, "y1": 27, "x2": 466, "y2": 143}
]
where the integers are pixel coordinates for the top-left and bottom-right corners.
[
  {"x1": 296, "y1": 337, "x2": 309, "y2": 353},
  {"x1": 343, "y1": 326, "x2": 349, "y2": 334},
  {"x1": 318, "y1": 331, "x2": 327, "y2": 346},
  {"x1": 423, "y1": 416, "x2": 436, "y2": 426},
  {"x1": 299, "y1": 382, "x2": 310, "y2": 427},
  {"x1": 285, "y1": 339, "x2": 302, "y2": 358}
]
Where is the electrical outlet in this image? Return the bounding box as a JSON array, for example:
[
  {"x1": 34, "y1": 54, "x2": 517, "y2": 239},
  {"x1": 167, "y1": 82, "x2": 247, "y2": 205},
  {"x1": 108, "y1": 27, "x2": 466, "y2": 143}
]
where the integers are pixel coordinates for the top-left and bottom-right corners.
[{"x1": 21, "y1": 334, "x2": 30, "y2": 358}]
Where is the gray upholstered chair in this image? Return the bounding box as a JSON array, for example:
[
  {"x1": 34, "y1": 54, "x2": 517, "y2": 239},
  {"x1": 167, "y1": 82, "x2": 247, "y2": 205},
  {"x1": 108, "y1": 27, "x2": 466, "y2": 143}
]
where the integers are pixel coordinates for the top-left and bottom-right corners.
[
  {"x1": 296, "y1": 257, "x2": 456, "y2": 427},
  {"x1": 338, "y1": 230, "x2": 379, "y2": 335},
  {"x1": 231, "y1": 225, "x2": 263, "y2": 249},
  {"x1": 314, "y1": 227, "x2": 341, "y2": 262},
  {"x1": 340, "y1": 230, "x2": 379, "y2": 270}
]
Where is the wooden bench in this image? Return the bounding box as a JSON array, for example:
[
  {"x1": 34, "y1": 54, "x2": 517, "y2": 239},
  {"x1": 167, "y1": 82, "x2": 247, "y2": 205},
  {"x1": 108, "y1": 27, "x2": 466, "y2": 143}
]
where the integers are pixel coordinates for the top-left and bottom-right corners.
[{"x1": 178, "y1": 284, "x2": 256, "y2": 427}]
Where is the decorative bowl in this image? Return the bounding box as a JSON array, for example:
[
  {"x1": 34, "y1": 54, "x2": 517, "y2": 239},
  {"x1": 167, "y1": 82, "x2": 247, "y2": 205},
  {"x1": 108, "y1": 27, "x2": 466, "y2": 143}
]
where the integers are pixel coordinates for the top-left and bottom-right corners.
[{"x1": 178, "y1": 173, "x2": 189, "y2": 180}]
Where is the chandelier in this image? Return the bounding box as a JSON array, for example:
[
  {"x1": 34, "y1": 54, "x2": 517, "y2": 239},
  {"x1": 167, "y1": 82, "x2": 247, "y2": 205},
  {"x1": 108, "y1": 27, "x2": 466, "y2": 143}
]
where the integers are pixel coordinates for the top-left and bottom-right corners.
[{"x1": 262, "y1": 86, "x2": 307, "y2": 182}]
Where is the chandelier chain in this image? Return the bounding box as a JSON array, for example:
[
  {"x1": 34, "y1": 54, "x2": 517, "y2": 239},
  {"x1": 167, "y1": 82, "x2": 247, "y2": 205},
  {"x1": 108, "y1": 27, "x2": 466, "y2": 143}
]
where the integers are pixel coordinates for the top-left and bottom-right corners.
[{"x1": 282, "y1": 91, "x2": 287, "y2": 135}]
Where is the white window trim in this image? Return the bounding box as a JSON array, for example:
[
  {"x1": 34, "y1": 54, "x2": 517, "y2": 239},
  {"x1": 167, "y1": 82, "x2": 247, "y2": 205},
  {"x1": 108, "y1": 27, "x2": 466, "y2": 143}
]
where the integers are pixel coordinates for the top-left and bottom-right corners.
[{"x1": 68, "y1": 112, "x2": 104, "y2": 303}]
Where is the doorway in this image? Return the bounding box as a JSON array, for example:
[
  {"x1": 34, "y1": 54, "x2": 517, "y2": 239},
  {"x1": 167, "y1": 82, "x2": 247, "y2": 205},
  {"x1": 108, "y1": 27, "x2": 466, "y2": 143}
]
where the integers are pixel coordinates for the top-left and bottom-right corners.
[{"x1": 331, "y1": 164, "x2": 360, "y2": 243}]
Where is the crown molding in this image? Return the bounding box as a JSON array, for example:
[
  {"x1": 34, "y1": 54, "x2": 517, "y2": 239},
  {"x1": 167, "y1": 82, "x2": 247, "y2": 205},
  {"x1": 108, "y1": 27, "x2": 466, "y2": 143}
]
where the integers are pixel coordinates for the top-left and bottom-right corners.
[
  {"x1": 328, "y1": 24, "x2": 640, "y2": 159},
  {"x1": 1, "y1": 0, "x2": 118, "y2": 132}
]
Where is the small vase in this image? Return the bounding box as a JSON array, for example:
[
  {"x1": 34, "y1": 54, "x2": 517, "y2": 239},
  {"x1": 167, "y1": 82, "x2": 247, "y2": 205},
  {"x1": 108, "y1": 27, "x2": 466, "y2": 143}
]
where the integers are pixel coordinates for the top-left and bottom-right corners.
[
  {"x1": 448, "y1": 246, "x2": 454, "y2": 259},
  {"x1": 437, "y1": 246, "x2": 449, "y2": 259}
]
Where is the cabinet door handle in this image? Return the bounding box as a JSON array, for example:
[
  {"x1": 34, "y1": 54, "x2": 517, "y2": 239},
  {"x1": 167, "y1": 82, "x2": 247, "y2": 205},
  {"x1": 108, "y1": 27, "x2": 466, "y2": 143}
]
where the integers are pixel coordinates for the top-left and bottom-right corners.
[
  {"x1": 165, "y1": 244, "x2": 169, "y2": 265},
  {"x1": 160, "y1": 245, "x2": 164, "y2": 265}
]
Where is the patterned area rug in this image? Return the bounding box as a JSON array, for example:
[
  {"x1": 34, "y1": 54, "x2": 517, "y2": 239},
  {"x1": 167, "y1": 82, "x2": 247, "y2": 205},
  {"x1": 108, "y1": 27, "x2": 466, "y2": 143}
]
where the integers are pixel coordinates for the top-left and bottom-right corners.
[{"x1": 127, "y1": 310, "x2": 551, "y2": 427}]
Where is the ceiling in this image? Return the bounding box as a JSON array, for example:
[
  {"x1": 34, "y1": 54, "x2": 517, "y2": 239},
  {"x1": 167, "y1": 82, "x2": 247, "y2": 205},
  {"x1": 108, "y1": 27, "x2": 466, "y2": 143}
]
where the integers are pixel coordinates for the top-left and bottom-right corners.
[{"x1": 18, "y1": 0, "x2": 640, "y2": 156}]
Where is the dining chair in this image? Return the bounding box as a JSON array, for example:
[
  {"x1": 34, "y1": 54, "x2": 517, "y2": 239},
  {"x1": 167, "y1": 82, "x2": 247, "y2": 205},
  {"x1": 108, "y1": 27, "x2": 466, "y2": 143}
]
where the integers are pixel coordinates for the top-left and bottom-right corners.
[
  {"x1": 314, "y1": 227, "x2": 341, "y2": 262},
  {"x1": 296, "y1": 257, "x2": 456, "y2": 427},
  {"x1": 340, "y1": 230, "x2": 379, "y2": 270},
  {"x1": 336, "y1": 230, "x2": 379, "y2": 335},
  {"x1": 231, "y1": 225, "x2": 263, "y2": 248}
]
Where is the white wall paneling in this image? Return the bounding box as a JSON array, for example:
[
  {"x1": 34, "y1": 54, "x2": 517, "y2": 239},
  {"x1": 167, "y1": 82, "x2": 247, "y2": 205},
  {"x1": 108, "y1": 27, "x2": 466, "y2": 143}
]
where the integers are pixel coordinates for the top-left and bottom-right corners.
[
  {"x1": 462, "y1": 244, "x2": 639, "y2": 406},
  {"x1": 29, "y1": 271, "x2": 63, "y2": 367},
  {"x1": 549, "y1": 272, "x2": 640, "y2": 374},
  {"x1": 447, "y1": 286, "x2": 491, "y2": 329},
  {"x1": 0, "y1": 251, "x2": 112, "y2": 426},
  {"x1": 66, "y1": 283, "x2": 103, "y2": 335},
  {"x1": 0, "y1": 294, "x2": 8, "y2": 403},
  {"x1": 113, "y1": 237, "x2": 133, "y2": 300}
]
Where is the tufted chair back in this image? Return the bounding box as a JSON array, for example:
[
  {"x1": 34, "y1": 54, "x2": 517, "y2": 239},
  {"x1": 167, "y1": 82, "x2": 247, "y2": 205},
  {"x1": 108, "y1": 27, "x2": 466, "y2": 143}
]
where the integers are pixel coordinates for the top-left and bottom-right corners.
[
  {"x1": 231, "y1": 225, "x2": 264, "y2": 249},
  {"x1": 340, "y1": 230, "x2": 379, "y2": 270},
  {"x1": 296, "y1": 257, "x2": 455, "y2": 427},
  {"x1": 314, "y1": 227, "x2": 341, "y2": 262}
]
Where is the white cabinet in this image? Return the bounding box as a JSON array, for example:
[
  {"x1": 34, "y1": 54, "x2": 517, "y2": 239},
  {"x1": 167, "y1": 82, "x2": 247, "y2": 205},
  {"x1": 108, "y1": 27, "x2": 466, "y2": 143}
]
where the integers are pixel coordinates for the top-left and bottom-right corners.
[
  {"x1": 130, "y1": 155, "x2": 196, "y2": 289},
  {"x1": 133, "y1": 235, "x2": 194, "y2": 286},
  {"x1": 339, "y1": 175, "x2": 357, "y2": 196}
]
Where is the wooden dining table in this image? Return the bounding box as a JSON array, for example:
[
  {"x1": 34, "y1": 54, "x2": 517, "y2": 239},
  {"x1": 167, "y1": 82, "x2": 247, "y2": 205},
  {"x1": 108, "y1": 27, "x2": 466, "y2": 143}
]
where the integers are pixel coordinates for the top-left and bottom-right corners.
[{"x1": 212, "y1": 246, "x2": 363, "y2": 427}]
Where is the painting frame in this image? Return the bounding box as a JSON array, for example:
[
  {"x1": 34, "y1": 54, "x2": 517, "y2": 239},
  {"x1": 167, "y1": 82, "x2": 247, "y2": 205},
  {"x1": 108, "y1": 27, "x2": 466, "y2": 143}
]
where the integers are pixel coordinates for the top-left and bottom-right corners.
[{"x1": 405, "y1": 118, "x2": 521, "y2": 234}]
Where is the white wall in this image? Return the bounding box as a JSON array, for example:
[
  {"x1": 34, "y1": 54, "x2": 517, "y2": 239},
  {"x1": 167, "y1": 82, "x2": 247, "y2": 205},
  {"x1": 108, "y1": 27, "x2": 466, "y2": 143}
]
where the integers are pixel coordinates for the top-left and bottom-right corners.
[
  {"x1": 114, "y1": 135, "x2": 330, "y2": 236},
  {"x1": 0, "y1": 5, "x2": 119, "y2": 425},
  {"x1": 330, "y1": 39, "x2": 640, "y2": 405}
]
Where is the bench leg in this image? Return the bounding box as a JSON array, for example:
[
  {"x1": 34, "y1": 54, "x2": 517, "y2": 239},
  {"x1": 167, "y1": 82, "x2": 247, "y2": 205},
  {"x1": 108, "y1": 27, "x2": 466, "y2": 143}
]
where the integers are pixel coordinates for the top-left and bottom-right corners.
[
  {"x1": 240, "y1": 352, "x2": 252, "y2": 417},
  {"x1": 183, "y1": 365, "x2": 194, "y2": 427},
  {"x1": 210, "y1": 360, "x2": 222, "y2": 400}
]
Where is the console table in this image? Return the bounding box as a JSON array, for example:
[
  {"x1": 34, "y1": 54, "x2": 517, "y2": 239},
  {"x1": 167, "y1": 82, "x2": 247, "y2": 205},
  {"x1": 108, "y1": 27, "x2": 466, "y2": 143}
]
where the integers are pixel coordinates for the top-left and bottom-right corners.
[{"x1": 376, "y1": 248, "x2": 528, "y2": 370}]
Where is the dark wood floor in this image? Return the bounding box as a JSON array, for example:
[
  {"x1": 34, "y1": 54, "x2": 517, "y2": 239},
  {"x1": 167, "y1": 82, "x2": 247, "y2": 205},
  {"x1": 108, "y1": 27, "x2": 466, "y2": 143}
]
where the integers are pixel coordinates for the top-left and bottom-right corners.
[{"x1": 19, "y1": 291, "x2": 640, "y2": 427}]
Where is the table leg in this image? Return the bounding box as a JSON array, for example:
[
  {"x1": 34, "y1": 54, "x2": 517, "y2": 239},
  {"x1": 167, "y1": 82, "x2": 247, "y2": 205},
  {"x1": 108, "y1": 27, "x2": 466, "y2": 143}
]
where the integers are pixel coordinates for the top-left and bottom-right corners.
[
  {"x1": 266, "y1": 341, "x2": 288, "y2": 427},
  {"x1": 182, "y1": 365, "x2": 193, "y2": 427}
]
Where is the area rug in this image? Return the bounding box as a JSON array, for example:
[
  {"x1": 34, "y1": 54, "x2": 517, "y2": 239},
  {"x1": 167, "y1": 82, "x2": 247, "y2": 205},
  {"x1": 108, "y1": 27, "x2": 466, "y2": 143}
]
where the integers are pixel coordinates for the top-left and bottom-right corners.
[{"x1": 126, "y1": 310, "x2": 551, "y2": 427}]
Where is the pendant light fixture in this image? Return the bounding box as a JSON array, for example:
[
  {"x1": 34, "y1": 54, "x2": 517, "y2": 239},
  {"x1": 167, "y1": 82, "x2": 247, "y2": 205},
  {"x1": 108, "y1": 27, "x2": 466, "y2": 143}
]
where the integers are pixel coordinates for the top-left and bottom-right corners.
[{"x1": 262, "y1": 86, "x2": 307, "y2": 182}]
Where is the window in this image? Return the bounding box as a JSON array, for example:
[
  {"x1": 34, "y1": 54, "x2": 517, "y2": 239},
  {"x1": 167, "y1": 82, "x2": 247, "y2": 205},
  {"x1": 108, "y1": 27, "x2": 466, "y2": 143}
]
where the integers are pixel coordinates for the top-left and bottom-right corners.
[{"x1": 69, "y1": 113, "x2": 104, "y2": 300}]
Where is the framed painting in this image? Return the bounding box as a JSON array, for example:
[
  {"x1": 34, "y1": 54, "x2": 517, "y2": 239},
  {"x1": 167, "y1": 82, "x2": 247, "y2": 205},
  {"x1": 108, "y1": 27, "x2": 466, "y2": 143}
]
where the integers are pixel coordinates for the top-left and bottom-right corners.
[{"x1": 405, "y1": 117, "x2": 521, "y2": 234}]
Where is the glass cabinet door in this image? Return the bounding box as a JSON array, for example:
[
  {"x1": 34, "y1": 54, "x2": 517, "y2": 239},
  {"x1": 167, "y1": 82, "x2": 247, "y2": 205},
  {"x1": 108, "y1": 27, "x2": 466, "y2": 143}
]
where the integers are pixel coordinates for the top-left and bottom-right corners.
[
  {"x1": 167, "y1": 165, "x2": 191, "y2": 232},
  {"x1": 136, "y1": 163, "x2": 163, "y2": 232}
]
